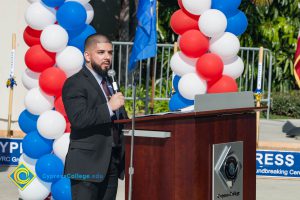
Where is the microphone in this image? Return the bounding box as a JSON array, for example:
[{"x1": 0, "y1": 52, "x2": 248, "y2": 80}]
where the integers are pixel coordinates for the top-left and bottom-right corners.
[
  {"x1": 107, "y1": 69, "x2": 119, "y2": 92},
  {"x1": 107, "y1": 69, "x2": 129, "y2": 119}
]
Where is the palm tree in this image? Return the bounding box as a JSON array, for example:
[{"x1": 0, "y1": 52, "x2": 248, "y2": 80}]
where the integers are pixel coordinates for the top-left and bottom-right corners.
[
  {"x1": 119, "y1": 0, "x2": 139, "y2": 41},
  {"x1": 119, "y1": 0, "x2": 130, "y2": 41}
]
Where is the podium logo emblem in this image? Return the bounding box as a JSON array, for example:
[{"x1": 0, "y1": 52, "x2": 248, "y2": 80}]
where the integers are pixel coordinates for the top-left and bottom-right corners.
[
  {"x1": 214, "y1": 144, "x2": 242, "y2": 189},
  {"x1": 213, "y1": 142, "x2": 243, "y2": 200},
  {"x1": 8, "y1": 162, "x2": 36, "y2": 190},
  {"x1": 219, "y1": 153, "x2": 242, "y2": 189}
]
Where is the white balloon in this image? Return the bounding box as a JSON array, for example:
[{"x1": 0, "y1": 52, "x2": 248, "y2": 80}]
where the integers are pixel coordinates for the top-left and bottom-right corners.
[
  {"x1": 66, "y1": 0, "x2": 90, "y2": 5},
  {"x1": 170, "y1": 51, "x2": 197, "y2": 76},
  {"x1": 25, "y1": 2, "x2": 56, "y2": 30},
  {"x1": 56, "y1": 46, "x2": 84, "y2": 77},
  {"x1": 22, "y1": 69, "x2": 40, "y2": 90},
  {"x1": 222, "y1": 56, "x2": 238, "y2": 64},
  {"x1": 182, "y1": 0, "x2": 211, "y2": 15},
  {"x1": 53, "y1": 133, "x2": 70, "y2": 164},
  {"x1": 18, "y1": 154, "x2": 37, "y2": 172},
  {"x1": 199, "y1": 9, "x2": 227, "y2": 38},
  {"x1": 37, "y1": 110, "x2": 66, "y2": 140},
  {"x1": 18, "y1": 154, "x2": 51, "y2": 200},
  {"x1": 84, "y1": 3, "x2": 94, "y2": 24},
  {"x1": 41, "y1": 25, "x2": 68, "y2": 52},
  {"x1": 24, "y1": 88, "x2": 54, "y2": 115},
  {"x1": 19, "y1": 177, "x2": 51, "y2": 200},
  {"x1": 178, "y1": 73, "x2": 207, "y2": 100},
  {"x1": 223, "y1": 56, "x2": 244, "y2": 79},
  {"x1": 209, "y1": 32, "x2": 240, "y2": 61}
]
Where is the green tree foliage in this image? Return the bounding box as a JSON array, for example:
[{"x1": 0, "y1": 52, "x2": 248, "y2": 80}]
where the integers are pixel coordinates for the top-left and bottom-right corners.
[
  {"x1": 240, "y1": 0, "x2": 300, "y2": 91},
  {"x1": 251, "y1": 0, "x2": 274, "y2": 7},
  {"x1": 121, "y1": 83, "x2": 170, "y2": 116},
  {"x1": 271, "y1": 91, "x2": 300, "y2": 118},
  {"x1": 157, "y1": 1, "x2": 178, "y2": 43}
]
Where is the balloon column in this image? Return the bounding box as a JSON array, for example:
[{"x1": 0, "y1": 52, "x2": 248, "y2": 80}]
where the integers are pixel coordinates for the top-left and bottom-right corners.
[
  {"x1": 19, "y1": 0, "x2": 96, "y2": 199},
  {"x1": 169, "y1": 0, "x2": 247, "y2": 111}
]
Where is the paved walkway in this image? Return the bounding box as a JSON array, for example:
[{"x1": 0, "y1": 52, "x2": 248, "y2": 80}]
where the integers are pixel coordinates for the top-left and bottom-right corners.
[
  {"x1": 259, "y1": 119, "x2": 300, "y2": 143},
  {"x1": 1, "y1": 119, "x2": 300, "y2": 199}
]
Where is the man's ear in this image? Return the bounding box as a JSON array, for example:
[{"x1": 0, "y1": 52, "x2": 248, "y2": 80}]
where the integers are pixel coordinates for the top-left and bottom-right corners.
[{"x1": 84, "y1": 51, "x2": 90, "y2": 62}]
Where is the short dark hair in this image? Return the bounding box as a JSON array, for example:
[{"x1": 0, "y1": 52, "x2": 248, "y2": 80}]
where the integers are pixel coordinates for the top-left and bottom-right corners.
[{"x1": 84, "y1": 33, "x2": 112, "y2": 51}]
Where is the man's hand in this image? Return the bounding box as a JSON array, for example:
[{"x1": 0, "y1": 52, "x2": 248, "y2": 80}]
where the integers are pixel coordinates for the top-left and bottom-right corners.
[{"x1": 108, "y1": 92, "x2": 125, "y2": 111}]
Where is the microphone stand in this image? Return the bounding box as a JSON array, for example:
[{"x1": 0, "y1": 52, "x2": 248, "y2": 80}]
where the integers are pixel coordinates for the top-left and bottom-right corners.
[{"x1": 128, "y1": 72, "x2": 138, "y2": 200}]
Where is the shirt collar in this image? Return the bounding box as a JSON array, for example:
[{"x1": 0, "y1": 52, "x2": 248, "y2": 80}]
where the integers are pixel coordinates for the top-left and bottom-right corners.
[{"x1": 86, "y1": 64, "x2": 103, "y2": 83}]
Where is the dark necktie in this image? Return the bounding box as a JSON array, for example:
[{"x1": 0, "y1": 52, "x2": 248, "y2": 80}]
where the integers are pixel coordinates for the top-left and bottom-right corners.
[
  {"x1": 101, "y1": 78, "x2": 120, "y2": 148},
  {"x1": 101, "y1": 78, "x2": 112, "y2": 99}
]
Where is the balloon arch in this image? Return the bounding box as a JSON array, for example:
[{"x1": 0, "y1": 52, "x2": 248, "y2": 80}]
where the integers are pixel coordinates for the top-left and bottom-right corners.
[
  {"x1": 169, "y1": 0, "x2": 247, "y2": 111},
  {"x1": 19, "y1": 0, "x2": 95, "y2": 199}
]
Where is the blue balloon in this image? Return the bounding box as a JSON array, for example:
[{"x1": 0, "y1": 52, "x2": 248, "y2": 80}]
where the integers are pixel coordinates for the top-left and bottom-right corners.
[
  {"x1": 42, "y1": 0, "x2": 65, "y2": 8},
  {"x1": 68, "y1": 25, "x2": 96, "y2": 52},
  {"x1": 18, "y1": 110, "x2": 39, "y2": 134},
  {"x1": 57, "y1": 1, "x2": 87, "y2": 31},
  {"x1": 172, "y1": 75, "x2": 181, "y2": 93},
  {"x1": 226, "y1": 10, "x2": 248, "y2": 36},
  {"x1": 36, "y1": 154, "x2": 64, "y2": 183},
  {"x1": 23, "y1": 131, "x2": 53, "y2": 159},
  {"x1": 169, "y1": 92, "x2": 194, "y2": 111},
  {"x1": 51, "y1": 178, "x2": 72, "y2": 200},
  {"x1": 67, "y1": 25, "x2": 86, "y2": 38},
  {"x1": 212, "y1": 0, "x2": 241, "y2": 17}
]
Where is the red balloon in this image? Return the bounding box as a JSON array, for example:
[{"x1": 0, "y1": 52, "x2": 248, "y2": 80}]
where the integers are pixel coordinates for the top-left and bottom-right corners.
[
  {"x1": 207, "y1": 75, "x2": 238, "y2": 93},
  {"x1": 178, "y1": 0, "x2": 200, "y2": 20},
  {"x1": 196, "y1": 53, "x2": 224, "y2": 81},
  {"x1": 170, "y1": 9, "x2": 199, "y2": 35},
  {"x1": 25, "y1": 45, "x2": 56, "y2": 73},
  {"x1": 207, "y1": 78, "x2": 219, "y2": 88},
  {"x1": 23, "y1": 26, "x2": 41, "y2": 47},
  {"x1": 179, "y1": 30, "x2": 209, "y2": 58},
  {"x1": 65, "y1": 122, "x2": 71, "y2": 133},
  {"x1": 39, "y1": 67, "x2": 67, "y2": 96},
  {"x1": 54, "y1": 96, "x2": 67, "y2": 117}
]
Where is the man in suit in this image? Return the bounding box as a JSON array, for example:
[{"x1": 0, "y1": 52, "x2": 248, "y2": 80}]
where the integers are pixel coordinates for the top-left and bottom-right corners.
[{"x1": 62, "y1": 33, "x2": 127, "y2": 200}]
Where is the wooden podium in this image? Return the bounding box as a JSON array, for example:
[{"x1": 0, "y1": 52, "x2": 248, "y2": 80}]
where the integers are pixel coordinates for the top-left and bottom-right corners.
[{"x1": 116, "y1": 107, "x2": 265, "y2": 200}]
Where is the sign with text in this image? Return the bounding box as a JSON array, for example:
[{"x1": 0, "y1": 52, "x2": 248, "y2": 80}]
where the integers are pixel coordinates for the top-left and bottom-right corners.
[
  {"x1": 0, "y1": 138, "x2": 22, "y2": 166},
  {"x1": 256, "y1": 150, "x2": 300, "y2": 178},
  {"x1": 1, "y1": 137, "x2": 300, "y2": 179}
]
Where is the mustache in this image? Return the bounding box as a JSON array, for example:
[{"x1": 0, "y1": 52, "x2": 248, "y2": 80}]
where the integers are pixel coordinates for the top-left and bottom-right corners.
[{"x1": 103, "y1": 60, "x2": 111, "y2": 64}]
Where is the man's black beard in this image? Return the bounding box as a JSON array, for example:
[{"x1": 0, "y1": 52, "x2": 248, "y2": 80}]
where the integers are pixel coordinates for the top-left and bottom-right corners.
[{"x1": 91, "y1": 61, "x2": 108, "y2": 78}]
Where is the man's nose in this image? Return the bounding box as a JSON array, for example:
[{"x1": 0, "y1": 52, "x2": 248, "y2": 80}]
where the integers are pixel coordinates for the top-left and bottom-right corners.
[{"x1": 104, "y1": 52, "x2": 111, "y2": 59}]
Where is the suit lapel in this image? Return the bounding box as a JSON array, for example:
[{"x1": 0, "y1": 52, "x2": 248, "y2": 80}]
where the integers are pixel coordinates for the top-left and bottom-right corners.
[{"x1": 81, "y1": 66, "x2": 107, "y2": 101}]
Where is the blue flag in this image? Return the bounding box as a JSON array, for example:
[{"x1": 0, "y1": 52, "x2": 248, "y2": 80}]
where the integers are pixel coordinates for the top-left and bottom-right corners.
[{"x1": 128, "y1": 0, "x2": 157, "y2": 72}]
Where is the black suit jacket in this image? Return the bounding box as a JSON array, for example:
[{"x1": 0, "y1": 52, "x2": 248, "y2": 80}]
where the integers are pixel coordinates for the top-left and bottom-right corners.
[{"x1": 62, "y1": 66, "x2": 127, "y2": 182}]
